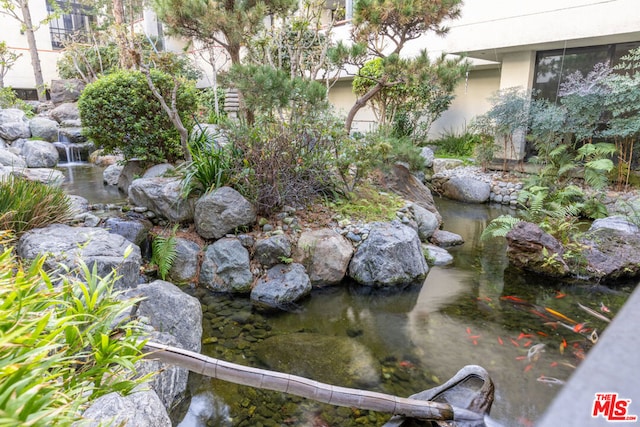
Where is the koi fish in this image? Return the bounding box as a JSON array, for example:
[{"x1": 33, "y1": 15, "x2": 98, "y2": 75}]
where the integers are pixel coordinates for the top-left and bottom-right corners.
[
  {"x1": 399, "y1": 360, "x2": 414, "y2": 368},
  {"x1": 573, "y1": 322, "x2": 587, "y2": 333},
  {"x1": 600, "y1": 302, "x2": 611, "y2": 313},
  {"x1": 500, "y1": 295, "x2": 529, "y2": 304},
  {"x1": 589, "y1": 329, "x2": 599, "y2": 344},
  {"x1": 555, "y1": 292, "x2": 566, "y2": 299},
  {"x1": 497, "y1": 336, "x2": 504, "y2": 345},
  {"x1": 523, "y1": 364, "x2": 533, "y2": 372},
  {"x1": 537, "y1": 331, "x2": 548, "y2": 337},
  {"x1": 544, "y1": 307, "x2": 577, "y2": 324},
  {"x1": 559, "y1": 338, "x2": 567, "y2": 355},
  {"x1": 549, "y1": 361, "x2": 558, "y2": 367},
  {"x1": 537, "y1": 375, "x2": 565, "y2": 385},
  {"x1": 527, "y1": 343, "x2": 546, "y2": 362}
]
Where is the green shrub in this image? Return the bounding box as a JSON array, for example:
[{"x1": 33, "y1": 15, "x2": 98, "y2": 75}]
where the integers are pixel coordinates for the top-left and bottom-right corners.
[
  {"x1": 78, "y1": 69, "x2": 198, "y2": 164},
  {"x1": 0, "y1": 87, "x2": 34, "y2": 116},
  {"x1": 0, "y1": 176, "x2": 72, "y2": 235},
  {"x1": 430, "y1": 128, "x2": 478, "y2": 157},
  {"x1": 0, "y1": 245, "x2": 148, "y2": 426}
]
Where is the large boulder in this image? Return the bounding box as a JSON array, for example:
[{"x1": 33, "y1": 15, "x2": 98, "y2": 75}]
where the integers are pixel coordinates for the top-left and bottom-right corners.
[
  {"x1": 50, "y1": 79, "x2": 85, "y2": 105},
  {"x1": 131, "y1": 280, "x2": 203, "y2": 352},
  {"x1": 128, "y1": 177, "x2": 195, "y2": 223},
  {"x1": 254, "y1": 333, "x2": 381, "y2": 388},
  {"x1": 118, "y1": 160, "x2": 145, "y2": 194},
  {"x1": 22, "y1": 140, "x2": 59, "y2": 168},
  {"x1": 58, "y1": 126, "x2": 88, "y2": 144},
  {"x1": 430, "y1": 229, "x2": 464, "y2": 247},
  {"x1": 348, "y1": 221, "x2": 428, "y2": 287},
  {"x1": 580, "y1": 219, "x2": 640, "y2": 282},
  {"x1": 199, "y1": 238, "x2": 253, "y2": 293},
  {"x1": 254, "y1": 234, "x2": 291, "y2": 268},
  {"x1": 17, "y1": 224, "x2": 142, "y2": 289},
  {"x1": 505, "y1": 221, "x2": 569, "y2": 278},
  {"x1": 293, "y1": 228, "x2": 353, "y2": 286},
  {"x1": 9, "y1": 167, "x2": 64, "y2": 186},
  {"x1": 409, "y1": 203, "x2": 439, "y2": 242},
  {"x1": 29, "y1": 117, "x2": 59, "y2": 142},
  {"x1": 102, "y1": 215, "x2": 153, "y2": 248},
  {"x1": 432, "y1": 158, "x2": 464, "y2": 174},
  {"x1": 0, "y1": 148, "x2": 26, "y2": 168},
  {"x1": 194, "y1": 186, "x2": 256, "y2": 240},
  {"x1": 103, "y1": 164, "x2": 124, "y2": 186},
  {"x1": 251, "y1": 263, "x2": 311, "y2": 311},
  {"x1": 168, "y1": 237, "x2": 202, "y2": 284},
  {"x1": 440, "y1": 176, "x2": 491, "y2": 203},
  {"x1": 76, "y1": 389, "x2": 170, "y2": 427},
  {"x1": 381, "y1": 163, "x2": 442, "y2": 223},
  {"x1": 50, "y1": 102, "x2": 80, "y2": 123},
  {"x1": 135, "y1": 331, "x2": 189, "y2": 410},
  {"x1": 0, "y1": 108, "x2": 31, "y2": 141},
  {"x1": 420, "y1": 146, "x2": 435, "y2": 169}
]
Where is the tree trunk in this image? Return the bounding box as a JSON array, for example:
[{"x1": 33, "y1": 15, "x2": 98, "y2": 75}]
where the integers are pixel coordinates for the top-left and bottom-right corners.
[
  {"x1": 20, "y1": 0, "x2": 46, "y2": 101},
  {"x1": 112, "y1": 0, "x2": 135, "y2": 69},
  {"x1": 345, "y1": 82, "x2": 384, "y2": 133}
]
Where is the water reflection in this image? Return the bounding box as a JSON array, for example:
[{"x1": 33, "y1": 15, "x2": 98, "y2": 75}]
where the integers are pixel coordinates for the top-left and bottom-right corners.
[
  {"x1": 179, "y1": 198, "x2": 634, "y2": 427},
  {"x1": 57, "y1": 164, "x2": 127, "y2": 205}
]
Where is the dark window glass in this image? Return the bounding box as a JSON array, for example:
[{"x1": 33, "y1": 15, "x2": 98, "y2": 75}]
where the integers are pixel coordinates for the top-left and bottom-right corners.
[
  {"x1": 533, "y1": 42, "x2": 640, "y2": 102},
  {"x1": 47, "y1": 1, "x2": 94, "y2": 50}
]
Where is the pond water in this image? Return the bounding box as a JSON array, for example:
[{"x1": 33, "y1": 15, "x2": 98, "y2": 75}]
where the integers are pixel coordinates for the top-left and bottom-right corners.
[
  {"x1": 173, "y1": 198, "x2": 636, "y2": 427},
  {"x1": 57, "y1": 167, "x2": 635, "y2": 426},
  {"x1": 58, "y1": 163, "x2": 127, "y2": 205}
]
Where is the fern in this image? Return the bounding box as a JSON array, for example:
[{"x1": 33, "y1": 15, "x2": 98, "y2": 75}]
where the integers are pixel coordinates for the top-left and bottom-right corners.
[
  {"x1": 481, "y1": 215, "x2": 522, "y2": 241},
  {"x1": 150, "y1": 224, "x2": 179, "y2": 280}
]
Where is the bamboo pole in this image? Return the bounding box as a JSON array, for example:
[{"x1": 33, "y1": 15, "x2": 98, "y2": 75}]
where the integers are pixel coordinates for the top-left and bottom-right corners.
[{"x1": 143, "y1": 341, "x2": 483, "y2": 423}]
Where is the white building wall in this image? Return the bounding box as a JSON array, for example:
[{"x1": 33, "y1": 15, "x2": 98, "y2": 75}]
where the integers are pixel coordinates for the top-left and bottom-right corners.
[{"x1": 2, "y1": 0, "x2": 60, "y2": 91}]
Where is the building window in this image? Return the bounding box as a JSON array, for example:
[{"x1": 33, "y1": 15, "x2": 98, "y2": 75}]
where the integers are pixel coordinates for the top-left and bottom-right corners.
[
  {"x1": 533, "y1": 41, "x2": 640, "y2": 102},
  {"x1": 47, "y1": 2, "x2": 94, "y2": 50}
]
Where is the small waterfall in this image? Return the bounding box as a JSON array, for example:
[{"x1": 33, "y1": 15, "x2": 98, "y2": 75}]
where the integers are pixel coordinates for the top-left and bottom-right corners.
[{"x1": 54, "y1": 129, "x2": 87, "y2": 165}]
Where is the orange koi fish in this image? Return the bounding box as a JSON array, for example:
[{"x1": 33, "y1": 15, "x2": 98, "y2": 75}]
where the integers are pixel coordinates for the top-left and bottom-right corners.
[
  {"x1": 500, "y1": 295, "x2": 529, "y2": 304},
  {"x1": 544, "y1": 307, "x2": 577, "y2": 325}
]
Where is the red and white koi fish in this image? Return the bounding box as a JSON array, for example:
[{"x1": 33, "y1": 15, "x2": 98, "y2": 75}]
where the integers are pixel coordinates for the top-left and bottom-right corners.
[{"x1": 527, "y1": 343, "x2": 546, "y2": 362}]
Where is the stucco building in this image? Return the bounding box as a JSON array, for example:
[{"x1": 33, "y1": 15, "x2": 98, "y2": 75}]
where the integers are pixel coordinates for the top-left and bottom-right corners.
[{"x1": 2, "y1": 0, "x2": 640, "y2": 158}]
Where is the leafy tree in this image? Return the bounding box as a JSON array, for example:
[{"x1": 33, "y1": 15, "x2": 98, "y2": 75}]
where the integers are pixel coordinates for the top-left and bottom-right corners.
[
  {"x1": 57, "y1": 39, "x2": 120, "y2": 83},
  {"x1": 330, "y1": 0, "x2": 464, "y2": 132},
  {"x1": 78, "y1": 69, "x2": 198, "y2": 164},
  {"x1": 0, "y1": 40, "x2": 20, "y2": 88}
]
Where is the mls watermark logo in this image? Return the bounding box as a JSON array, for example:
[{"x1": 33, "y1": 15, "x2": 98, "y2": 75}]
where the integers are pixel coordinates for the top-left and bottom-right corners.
[{"x1": 592, "y1": 393, "x2": 638, "y2": 422}]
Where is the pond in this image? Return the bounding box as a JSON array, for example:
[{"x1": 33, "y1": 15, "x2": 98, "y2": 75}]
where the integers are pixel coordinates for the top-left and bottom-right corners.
[
  {"x1": 58, "y1": 163, "x2": 127, "y2": 205},
  {"x1": 173, "y1": 198, "x2": 636, "y2": 427},
  {"x1": 57, "y1": 166, "x2": 636, "y2": 426}
]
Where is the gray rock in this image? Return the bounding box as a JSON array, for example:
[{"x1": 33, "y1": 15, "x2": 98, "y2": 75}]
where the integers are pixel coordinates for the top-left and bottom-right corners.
[
  {"x1": 22, "y1": 140, "x2": 59, "y2": 168},
  {"x1": 118, "y1": 160, "x2": 145, "y2": 194},
  {"x1": 0, "y1": 108, "x2": 30, "y2": 141},
  {"x1": 76, "y1": 389, "x2": 170, "y2": 427},
  {"x1": 58, "y1": 127, "x2": 88, "y2": 144},
  {"x1": 50, "y1": 79, "x2": 85, "y2": 105},
  {"x1": 90, "y1": 149, "x2": 123, "y2": 166},
  {"x1": 422, "y1": 244, "x2": 454, "y2": 266},
  {"x1": 0, "y1": 148, "x2": 26, "y2": 168},
  {"x1": 68, "y1": 195, "x2": 90, "y2": 215},
  {"x1": 135, "y1": 331, "x2": 188, "y2": 410},
  {"x1": 17, "y1": 224, "x2": 142, "y2": 289},
  {"x1": 348, "y1": 221, "x2": 428, "y2": 287},
  {"x1": 254, "y1": 333, "x2": 381, "y2": 388},
  {"x1": 28, "y1": 117, "x2": 59, "y2": 142},
  {"x1": 254, "y1": 234, "x2": 291, "y2": 268},
  {"x1": 432, "y1": 158, "x2": 464, "y2": 174},
  {"x1": 441, "y1": 176, "x2": 491, "y2": 203},
  {"x1": 103, "y1": 216, "x2": 152, "y2": 247},
  {"x1": 143, "y1": 163, "x2": 175, "y2": 178},
  {"x1": 128, "y1": 177, "x2": 195, "y2": 223},
  {"x1": 194, "y1": 186, "x2": 256, "y2": 240},
  {"x1": 589, "y1": 215, "x2": 639, "y2": 234},
  {"x1": 251, "y1": 263, "x2": 311, "y2": 311},
  {"x1": 420, "y1": 146, "x2": 435, "y2": 168},
  {"x1": 430, "y1": 229, "x2": 465, "y2": 247},
  {"x1": 132, "y1": 280, "x2": 203, "y2": 352},
  {"x1": 580, "y1": 227, "x2": 640, "y2": 282},
  {"x1": 294, "y1": 228, "x2": 353, "y2": 286},
  {"x1": 383, "y1": 163, "x2": 442, "y2": 223},
  {"x1": 50, "y1": 102, "x2": 80, "y2": 123},
  {"x1": 9, "y1": 167, "x2": 64, "y2": 186},
  {"x1": 505, "y1": 222, "x2": 569, "y2": 278},
  {"x1": 103, "y1": 164, "x2": 124, "y2": 185},
  {"x1": 168, "y1": 237, "x2": 201, "y2": 284},
  {"x1": 409, "y1": 203, "x2": 439, "y2": 241},
  {"x1": 199, "y1": 238, "x2": 252, "y2": 293},
  {"x1": 74, "y1": 212, "x2": 100, "y2": 227}
]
